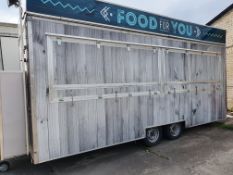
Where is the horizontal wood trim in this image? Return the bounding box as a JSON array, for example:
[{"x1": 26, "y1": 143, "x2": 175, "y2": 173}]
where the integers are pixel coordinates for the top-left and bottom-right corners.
[
  {"x1": 53, "y1": 81, "x2": 221, "y2": 90},
  {"x1": 47, "y1": 33, "x2": 222, "y2": 56},
  {"x1": 51, "y1": 87, "x2": 221, "y2": 103}
]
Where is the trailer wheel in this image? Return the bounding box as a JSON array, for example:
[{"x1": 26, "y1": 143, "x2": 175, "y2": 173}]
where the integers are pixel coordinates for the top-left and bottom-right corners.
[
  {"x1": 164, "y1": 123, "x2": 183, "y2": 140},
  {"x1": 0, "y1": 161, "x2": 9, "y2": 172},
  {"x1": 144, "y1": 127, "x2": 162, "y2": 147}
]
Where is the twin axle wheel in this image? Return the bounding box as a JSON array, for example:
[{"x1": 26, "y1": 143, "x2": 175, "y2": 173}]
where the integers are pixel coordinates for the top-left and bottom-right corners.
[
  {"x1": 144, "y1": 123, "x2": 183, "y2": 147},
  {"x1": 0, "y1": 123, "x2": 183, "y2": 172},
  {"x1": 0, "y1": 161, "x2": 10, "y2": 172}
]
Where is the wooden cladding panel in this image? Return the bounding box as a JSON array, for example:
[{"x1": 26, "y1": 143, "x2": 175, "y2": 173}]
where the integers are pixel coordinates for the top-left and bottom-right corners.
[{"x1": 27, "y1": 17, "x2": 226, "y2": 163}]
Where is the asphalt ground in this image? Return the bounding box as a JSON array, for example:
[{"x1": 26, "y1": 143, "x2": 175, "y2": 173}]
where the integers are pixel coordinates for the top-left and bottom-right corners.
[{"x1": 4, "y1": 118, "x2": 233, "y2": 175}]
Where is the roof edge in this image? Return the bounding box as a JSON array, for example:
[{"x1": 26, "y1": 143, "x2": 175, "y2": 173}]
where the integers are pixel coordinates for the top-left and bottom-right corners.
[
  {"x1": 0, "y1": 22, "x2": 18, "y2": 28},
  {"x1": 207, "y1": 3, "x2": 233, "y2": 25}
]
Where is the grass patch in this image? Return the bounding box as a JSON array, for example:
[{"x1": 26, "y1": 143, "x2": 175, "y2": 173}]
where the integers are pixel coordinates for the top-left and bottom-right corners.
[
  {"x1": 145, "y1": 148, "x2": 170, "y2": 160},
  {"x1": 215, "y1": 123, "x2": 233, "y2": 131}
]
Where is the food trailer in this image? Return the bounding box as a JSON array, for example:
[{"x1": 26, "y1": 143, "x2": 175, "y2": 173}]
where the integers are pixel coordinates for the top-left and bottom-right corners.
[{"x1": 0, "y1": 0, "x2": 226, "y2": 171}]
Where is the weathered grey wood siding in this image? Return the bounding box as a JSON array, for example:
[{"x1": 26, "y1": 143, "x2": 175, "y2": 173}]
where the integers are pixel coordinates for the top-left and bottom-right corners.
[
  {"x1": 26, "y1": 16, "x2": 226, "y2": 163},
  {"x1": 0, "y1": 44, "x2": 3, "y2": 70}
]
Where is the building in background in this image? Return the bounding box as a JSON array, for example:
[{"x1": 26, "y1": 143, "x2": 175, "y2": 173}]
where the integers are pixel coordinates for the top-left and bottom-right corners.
[
  {"x1": 0, "y1": 22, "x2": 20, "y2": 71},
  {"x1": 207, "y1": 4, "x2": 233, "y2": 110}
]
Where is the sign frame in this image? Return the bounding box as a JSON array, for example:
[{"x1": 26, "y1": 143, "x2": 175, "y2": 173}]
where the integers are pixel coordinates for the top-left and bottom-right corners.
[{"x1": 26, "y1": 0, "x2": 226, "y2": 44}]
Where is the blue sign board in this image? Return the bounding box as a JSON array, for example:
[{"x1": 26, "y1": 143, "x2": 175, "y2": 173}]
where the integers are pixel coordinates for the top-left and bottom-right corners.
[{"x1": 27, "y1": 0, "x2": 226, "y2": 43}]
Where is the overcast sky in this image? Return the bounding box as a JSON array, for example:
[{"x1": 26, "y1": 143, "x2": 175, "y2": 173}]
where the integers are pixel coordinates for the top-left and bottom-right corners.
[{"x1": 0, "y1": 0, "x2": 233, "y2": 24}]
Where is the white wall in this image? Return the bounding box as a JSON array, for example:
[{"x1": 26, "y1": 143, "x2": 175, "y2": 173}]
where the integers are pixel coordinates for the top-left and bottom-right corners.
[
  {"x1": 0, "y1": 22, "x2": 20, "y2": 71},
  {"x1": 0, "y1": 37, "x2": 20, "y2": 71},
  {"x1": 0, "y1": 72, "x2": 27, "y2": 159}
]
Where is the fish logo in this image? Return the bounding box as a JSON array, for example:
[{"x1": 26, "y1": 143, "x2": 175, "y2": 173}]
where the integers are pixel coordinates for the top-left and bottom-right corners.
[{"x1": 100, "y1": 6, "x2": 112, "y2": 22}]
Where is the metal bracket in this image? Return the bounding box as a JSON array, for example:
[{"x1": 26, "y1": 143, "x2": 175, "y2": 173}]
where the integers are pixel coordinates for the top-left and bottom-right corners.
[
  {"x1": 115, "y1": 91, "x2": 118, "y2": 101},
  {"x1": 71, "y1": 95, "x2": 74, "y2": 106},
  {"x1": 149, "y1": 89, "x2": 152, "y2": 98},
  {"x1": 57, "y1": 38, "x2": 62, "y2": 45}
]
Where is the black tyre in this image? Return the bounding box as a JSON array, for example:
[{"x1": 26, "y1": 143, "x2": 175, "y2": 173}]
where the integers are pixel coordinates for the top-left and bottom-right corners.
[
  {"x1": 164, "y1": 123, "x2": 183, "y2": 140},
  {"x1": 0, "y1": 161, "x2": 9, "y2": 172},
  {"x1": 144, "y1": 127, "x2": 162, "y2": 147}
]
